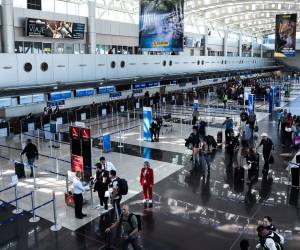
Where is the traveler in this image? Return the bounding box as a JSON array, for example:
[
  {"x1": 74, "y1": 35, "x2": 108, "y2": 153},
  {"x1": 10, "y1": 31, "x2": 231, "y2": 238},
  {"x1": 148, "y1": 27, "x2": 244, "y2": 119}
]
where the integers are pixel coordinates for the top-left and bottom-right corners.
[
  {"x1": 223, "y1": 117, "x2": 233, "y2": 145},
  {"x1": 54, "y1": 105, "x2": 60, "y2": 114},
  {"x1": 227, "y1": 131, "x2": 239, "y2": 166},
  {"x1": 200, "y1": 140, "x2": 211, "y2": 175},
  {"x1": 20, "y1": 139, "x2": 39, "y2": 178},
  {"x1": 109, "y1": 170, "x2": 122, "y2": 220},
  {"x1": 150, "y1": 120, "x2": 157, "y2": 142},
  {"x1": 192, "y1": 108, "x2": 199, "y2": 125},
  {"x1": 140, "y1": 161, "x2": 154, "y2": 206},
  {"x1": 256, "y1": 225, "x2": 284, "y2": 250},
  {"x1": 100, "y1": 156, "x2": 116, "y2": 171},
  {"x1": 276, "y1": 109, "x2": 283, "y2": 131},
  {"x1": 240, "y1": 239, "x2": 250, "y2": 250},
  {"x1": 223, "y1": 93, "x2": 228, "y2": 108},
  {"x1": 190, "y1": 127, "x2": 201, "y2": 165},
  {"x1": 198, "y1": 119, "x2": 207, "y2": 139},
  {"x1": 73, "y1": 171, "x2": 89, "y2": 219},
  {"x1": 156, "y1": 118, "x2": 162, "y2": 141},
  {"x1": 105, "y1": 204, "x2": 142, "y2": 250},
  {"x1": 93, "y1": 163, "x2": 109, "y2": 211},
  {"x1": 257, "y1": 133, "x2": 274, "y2": 179},
  {"x1": 263, "y1": 216, "x2": 277, "y2": 232}
]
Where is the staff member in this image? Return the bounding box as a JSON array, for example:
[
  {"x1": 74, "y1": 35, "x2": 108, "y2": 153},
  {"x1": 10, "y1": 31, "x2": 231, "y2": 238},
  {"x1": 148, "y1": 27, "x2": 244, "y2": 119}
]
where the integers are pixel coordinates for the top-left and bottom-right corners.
[
  {"x1": 257, "y1": 133, "x2": 274, "y2": 179},
  {"x1": 100, "y1": 156, "x2": 116, "y2": 171},
  {"x1": 140, "y1": 161, "x2": 154, "y2": 205},
  {"x1": 73, "y1": 171, "x2": 89, "y2": 219}
]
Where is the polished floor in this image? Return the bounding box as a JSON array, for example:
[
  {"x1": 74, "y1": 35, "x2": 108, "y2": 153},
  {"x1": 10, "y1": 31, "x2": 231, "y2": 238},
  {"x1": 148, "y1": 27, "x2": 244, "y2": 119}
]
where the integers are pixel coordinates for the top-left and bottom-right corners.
[{"x1": 1, "y1": 98, "x2": 300, "y2": 250}]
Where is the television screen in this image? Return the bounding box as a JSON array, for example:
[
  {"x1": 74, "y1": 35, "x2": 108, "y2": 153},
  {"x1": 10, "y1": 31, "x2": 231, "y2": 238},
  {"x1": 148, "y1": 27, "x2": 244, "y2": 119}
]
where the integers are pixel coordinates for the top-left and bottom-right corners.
[{"x1": 60, "y1": 91, "x2": 72, "y2": 99}]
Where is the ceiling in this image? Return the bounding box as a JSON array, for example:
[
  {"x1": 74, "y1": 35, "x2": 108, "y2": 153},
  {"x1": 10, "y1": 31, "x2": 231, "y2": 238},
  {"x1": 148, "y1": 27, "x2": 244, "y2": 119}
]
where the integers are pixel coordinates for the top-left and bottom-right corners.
[{"x1": 60, "y1": 0, "x2": 300, "y2": 37}]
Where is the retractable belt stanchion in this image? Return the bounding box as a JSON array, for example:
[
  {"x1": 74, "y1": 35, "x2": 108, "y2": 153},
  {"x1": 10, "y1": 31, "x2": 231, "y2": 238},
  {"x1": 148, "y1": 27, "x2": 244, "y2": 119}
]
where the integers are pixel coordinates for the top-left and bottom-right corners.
[
  {"x1": 37, "y1": 129, "x2": 40, "y2": 151},
  {"x1": 50, "y1": 191, "x2": 62, "y2": 231},
  {"x1": 32, "y1": 163, "x2": 37, "y2": 190},
  {"x1": 90, "y1": 187, "x2": 94, "y2": 209},
  {"x1": 12, "y1": 185, "x2": 23, "y2": 214},
  {"x1": 29, "y1": 191, "x2": 40, "y2": 223}
]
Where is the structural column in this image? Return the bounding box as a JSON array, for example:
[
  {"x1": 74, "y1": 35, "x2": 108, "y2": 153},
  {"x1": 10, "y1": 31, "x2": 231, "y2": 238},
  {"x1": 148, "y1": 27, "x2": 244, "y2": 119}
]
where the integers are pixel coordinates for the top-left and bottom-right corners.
[
  {"x1": 204, "y1": 26, "x2": 209, "y2": 56},
  {"x1": 238, "y1": 33, "x2": 242, "y2": 57},
  {"x1": 87, "y1": 0, "x2": 96, "y2": 54},
  {"x1": 1, "y1": 0, "x2": 15, "y2": 53},
  {"x1": 250, "y1": 37, "x2": 254, "y2": 57},
  {"x1": 223, "y1": 30, "x2": 228, "y2": 57}
]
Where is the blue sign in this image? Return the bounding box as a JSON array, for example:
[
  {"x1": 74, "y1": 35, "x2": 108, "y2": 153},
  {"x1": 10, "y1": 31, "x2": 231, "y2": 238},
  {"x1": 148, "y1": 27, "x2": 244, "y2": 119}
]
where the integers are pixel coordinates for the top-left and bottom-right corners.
[
  {"x1": 109, "y1": 92, "x2": 122, "y2": 98},
  {"x1": 143, "y1": 107, "x2": 152, "y2": 141},
  {"x1": 103, "y1": 133, "x2": 111, "y2": 153},
  {"x1": 247, "y1": 94, "x2": 255, "y2": 114},
  {"x1": 49, "y1": 91, "x2": 71, "y2": 101},
  {"x1": 47, "y1": 100, "x2": 65, "y2": 107},
  {"x1": 269, "y1": 87, "x2": 275, "y2": 113},
  {"x1": 133, "y1": 83, "x2": 147, "y2": 90},
  {"x1": 76, "y1": 88, "x2": 94, "y2": 97},
  {"x1": 170, "y1": 80, "x2": 177, "y2": 85},
  {"x1": 98, "y1": 86, "x2": 115, "y2": 94}
]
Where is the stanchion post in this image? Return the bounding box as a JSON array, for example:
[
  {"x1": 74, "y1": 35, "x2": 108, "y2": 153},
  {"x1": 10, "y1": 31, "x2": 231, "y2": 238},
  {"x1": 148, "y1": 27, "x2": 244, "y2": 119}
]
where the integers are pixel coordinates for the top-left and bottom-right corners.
[
  {"x1": 33, "y1": 164, "x2": 37, "y2": 190},
  {"x1": 90, "y1": 188, "x2": 94, "y2": 208},
  {"x1": 37, "y1": 129, "x2": 40, "y2": 151},
  {"x1": 29, "y1": 191, "x2": 40, "y2": 223},
  {"x1": 50, "y1": 191, "x2": 62, "y2": 231},
  {"x1": 66, "y1": 175, "x2": 69, "y2": 193},
  {"x1": 139, "y1": 124, "x2": 142, "y2": 141},
  {"x1": 12, "y1": 185, "x2": 23, "y2": 214}
]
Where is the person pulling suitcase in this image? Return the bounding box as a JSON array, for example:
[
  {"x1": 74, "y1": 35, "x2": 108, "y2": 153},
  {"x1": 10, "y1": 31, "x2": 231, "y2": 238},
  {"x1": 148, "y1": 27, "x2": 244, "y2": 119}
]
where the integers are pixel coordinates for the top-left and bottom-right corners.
[{"x1": 20, "y1": 139, "x2": 38, "y2": 178}]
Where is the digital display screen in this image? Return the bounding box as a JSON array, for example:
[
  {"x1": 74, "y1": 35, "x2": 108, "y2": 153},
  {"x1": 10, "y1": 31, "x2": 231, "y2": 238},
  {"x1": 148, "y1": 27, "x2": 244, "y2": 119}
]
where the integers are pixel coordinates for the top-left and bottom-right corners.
[
  {"x1": 32, "y1": 94, "x2": 45, "y2": 103},
  {"x1": 20, "y1": 95, "x2": 33, "y2": 105},
  {"x1": 75, "y1": 88, "x2": 94, "y2": 97},
  {"x1": 98, "y1": 86, "x2": 116, "y2": 94},
  {"x1": 0, "y1": 98, "x2": 12, "y2": 107},
  {"x1": 49, "y1": 91, "x2": 71, "y2": 101},
  {"x1": 26, "y1": 18, "x2": 85, "y2": 39}
]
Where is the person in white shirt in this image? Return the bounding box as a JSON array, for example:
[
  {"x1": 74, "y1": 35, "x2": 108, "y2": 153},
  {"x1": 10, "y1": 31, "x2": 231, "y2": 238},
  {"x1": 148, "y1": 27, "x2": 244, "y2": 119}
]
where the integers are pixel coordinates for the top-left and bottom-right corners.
[
  {"x1": 73, "y1": 171, "x2": 89, "y2": 219},
  {"x1": 256, "y1": 225, "x2": 284, "y2": 250},
  {"x1": 100, "y1": 156, "x2": 116, "y2": 171}
]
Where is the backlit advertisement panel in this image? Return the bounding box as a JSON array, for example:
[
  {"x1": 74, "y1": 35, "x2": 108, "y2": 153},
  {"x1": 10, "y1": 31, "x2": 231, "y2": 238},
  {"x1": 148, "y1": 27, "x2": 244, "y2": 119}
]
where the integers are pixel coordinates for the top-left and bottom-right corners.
[
  {"x1": 275, "y1": 14, "x2": 297, "y2": 57},
  {"x1": 139, "y1": 0, "x2": 184, "y2": 52}
]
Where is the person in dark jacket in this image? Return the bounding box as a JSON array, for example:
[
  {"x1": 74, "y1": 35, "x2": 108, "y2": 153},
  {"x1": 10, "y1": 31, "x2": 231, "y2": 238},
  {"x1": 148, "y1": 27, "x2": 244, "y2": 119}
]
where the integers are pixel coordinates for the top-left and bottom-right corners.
[
  {"x1": 93, "y1": 163, "x2": 109, "y2": 211},
  {"x1": 257, "y1": 133, "x2": 274, "y2": 179},
  {"x1": 263, "y1": 216, "x2": 277, "y2": 232},
  {"x1": 150, "y1": 120, "x2": 157, "y2": 142},
  {"x1": 21, "y1": 139, "x2": 38, "y2": 177}
]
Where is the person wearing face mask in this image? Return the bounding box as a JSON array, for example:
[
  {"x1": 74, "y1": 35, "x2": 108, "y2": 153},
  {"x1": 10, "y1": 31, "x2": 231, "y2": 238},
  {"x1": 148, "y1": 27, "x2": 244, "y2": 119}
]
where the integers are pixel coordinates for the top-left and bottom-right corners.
[
  {"x1": 140, "y1": 161, "x2": 154, "y2": 206},
  {"x1": 72, "y1": 171, "x2": 89, "y2": 219}
]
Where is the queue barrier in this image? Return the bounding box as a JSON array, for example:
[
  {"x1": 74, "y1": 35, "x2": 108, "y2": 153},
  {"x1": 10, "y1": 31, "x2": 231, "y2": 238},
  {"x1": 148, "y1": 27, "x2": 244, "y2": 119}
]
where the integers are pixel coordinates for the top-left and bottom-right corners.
[{"x1": 0, "y1": 187, "x2": 61, "y2": 231}]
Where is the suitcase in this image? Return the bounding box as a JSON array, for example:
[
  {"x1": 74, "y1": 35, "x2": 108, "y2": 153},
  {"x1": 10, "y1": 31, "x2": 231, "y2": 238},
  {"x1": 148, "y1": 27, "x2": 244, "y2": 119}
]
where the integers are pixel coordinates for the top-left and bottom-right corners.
[
  {"x1": 217, "y1": 131, "x2": 222, "y2": 143},
  {"x1": 64, "y1": 192, "x2": 75, "y2": 207},
  {"x1": 14, "y1": 161, "x2": 26, "y2": 179}
]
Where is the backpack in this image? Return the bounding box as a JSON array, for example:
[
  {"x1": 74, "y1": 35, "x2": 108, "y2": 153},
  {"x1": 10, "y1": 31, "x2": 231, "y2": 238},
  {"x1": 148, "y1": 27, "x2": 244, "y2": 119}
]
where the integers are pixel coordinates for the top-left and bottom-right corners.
[
  {"x1": 121, "y1": 213, "x2": 142, "y2": 232},
  {"x1": 117, "y1": 178, "x2": 128, "y2": 195}
]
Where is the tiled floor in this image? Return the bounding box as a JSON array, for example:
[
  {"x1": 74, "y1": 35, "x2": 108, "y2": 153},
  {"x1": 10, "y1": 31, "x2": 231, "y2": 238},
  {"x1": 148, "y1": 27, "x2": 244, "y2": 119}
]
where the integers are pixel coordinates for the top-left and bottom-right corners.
[{"x1": 1, "y1": 97, "x2": 300, "y2": 250}]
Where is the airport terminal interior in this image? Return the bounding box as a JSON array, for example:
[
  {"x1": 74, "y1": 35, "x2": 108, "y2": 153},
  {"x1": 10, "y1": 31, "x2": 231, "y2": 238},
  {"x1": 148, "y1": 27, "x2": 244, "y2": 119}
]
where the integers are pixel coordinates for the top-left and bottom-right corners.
[{"x1": 1, "y1": 0, "x2": 300, "y2": 250}]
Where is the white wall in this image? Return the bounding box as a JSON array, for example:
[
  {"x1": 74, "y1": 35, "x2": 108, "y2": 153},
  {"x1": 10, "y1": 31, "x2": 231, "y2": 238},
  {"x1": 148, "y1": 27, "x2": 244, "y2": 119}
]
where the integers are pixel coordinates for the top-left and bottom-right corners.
[{"x1": 0, "y1": 54, "x2": 275, "y2": 88}]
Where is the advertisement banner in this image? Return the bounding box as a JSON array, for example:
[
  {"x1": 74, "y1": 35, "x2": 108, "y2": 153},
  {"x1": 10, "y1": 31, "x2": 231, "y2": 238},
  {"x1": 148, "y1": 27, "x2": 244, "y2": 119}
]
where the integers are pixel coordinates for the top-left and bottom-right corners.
[
  {"x1": 139, "y1": 0, "x2": 184, "y2": 52},
  {"x1": 143, "y1": 107, "x2": 152, "y2": 141},
  {"x1": 71, "y1": 154, "x2": 83, "y2": 172},
  {"x1": 275, "y1": 14, "x2": 297, "y2": 57},
  {"x1": 247, "y1": 94, "x2": 255, "y2": 114},
  {"x1": 26, "y1": 18, "x2": 85, "y2": 39}
]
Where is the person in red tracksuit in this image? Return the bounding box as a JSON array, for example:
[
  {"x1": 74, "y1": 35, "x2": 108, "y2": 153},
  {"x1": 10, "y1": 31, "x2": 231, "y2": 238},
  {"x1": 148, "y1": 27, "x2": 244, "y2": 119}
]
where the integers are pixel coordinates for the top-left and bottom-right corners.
[{"x1": 140, "y1": 161, "x2": 154, "y2": 205}]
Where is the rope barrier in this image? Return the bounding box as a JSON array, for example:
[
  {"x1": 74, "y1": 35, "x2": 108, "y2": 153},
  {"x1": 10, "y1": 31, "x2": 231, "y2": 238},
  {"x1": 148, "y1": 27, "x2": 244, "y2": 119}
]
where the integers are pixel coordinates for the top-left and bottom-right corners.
[
  {"x1": 0, "y1": 184, "x2": 16, "y2": 193},
  {"x1": 1, "y1": 192, "x2": 32, "y2": 207},
  {"x1": 30, "y1": 199, "x2": 54, "y2": 212}
]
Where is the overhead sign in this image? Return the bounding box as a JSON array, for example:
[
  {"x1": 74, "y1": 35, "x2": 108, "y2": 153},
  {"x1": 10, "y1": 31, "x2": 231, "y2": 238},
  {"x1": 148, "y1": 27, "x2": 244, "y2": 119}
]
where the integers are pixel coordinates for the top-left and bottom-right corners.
[
  {"x1": 139, "y1": 0, "x2": 184, "y2": 52},
  {"x1": 26, "y1": 18, "x2": 85, "y2": 39},
  {"x1": 275, "y1": 14, "x2": 297, "y2": 57}
]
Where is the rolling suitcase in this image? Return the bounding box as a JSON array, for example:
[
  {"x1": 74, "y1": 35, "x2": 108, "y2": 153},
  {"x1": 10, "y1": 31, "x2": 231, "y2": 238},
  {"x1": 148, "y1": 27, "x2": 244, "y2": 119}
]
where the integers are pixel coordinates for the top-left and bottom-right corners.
[
  {"x1": 14, "y1": 161, "x2": 26, "y2": 178},
  {"x1": 217, "y1": 131, "x2": 222, "y2": 144}
]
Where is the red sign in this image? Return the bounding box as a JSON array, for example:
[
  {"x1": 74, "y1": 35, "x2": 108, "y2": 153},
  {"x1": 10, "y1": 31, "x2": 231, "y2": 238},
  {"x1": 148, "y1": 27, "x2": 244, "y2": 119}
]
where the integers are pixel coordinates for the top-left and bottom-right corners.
[
  {"x1": 71, "y1": 154, "x2": 83, "y2": 172},
  {"x1": 81, "y1": 127, "x2": 90, "y2": 140},
  {"x1": 70, "y1": 126, "x2": 80, "y2": 138}
]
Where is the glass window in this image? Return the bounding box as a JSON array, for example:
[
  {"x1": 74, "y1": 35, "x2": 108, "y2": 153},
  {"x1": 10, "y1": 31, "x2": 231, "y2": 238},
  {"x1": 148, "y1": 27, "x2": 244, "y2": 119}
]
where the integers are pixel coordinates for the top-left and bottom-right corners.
[
  {"x1": 67, "y1": 2, "x2": 77, "y2": 15},
  {"x1": 42, "y1": 0, "x2": 54, "y2": 12},
  {"x1": 79, "y1": 44, "x2": 86, "y2": 54},
  {"x1": 55, "y1": 43, "x2": 64, "y2": 54},
  {"x1": 123, "y1": 46, "x2": 128, "y2": 54},
  {"x1": 117, "y1": 46, "x2": 123, "y2": 54},
  {"x1": 43, "y1": 43, "x2": 52, "y2": 54},
  {"x1": 74, "y1": 44, "x2": 80, "y2": 54},
  {"x1": 128, "y1": 47, "x2": 133, "y2": 54},
  {"x1": 33, "y1": 42, "x2": 42, "y2": 54},
  {"x1": 112, "y1": 45, "x2": 117, "y2": 54},
  {"x1": 64, "y1": 43, "x2": 74, "y2": 54},
  {"x1": 15, "y1": 41, "x2": 24, "y2": 53},
  {"x1": 24, "y1": 41, "x2": 33, "y2": 54},
  {"x1": 55, "y1": 0, "x2": 67, "y2": 14},
  {"x1": 13, "y1": 0, "x2": 27, "y2": 8}
]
